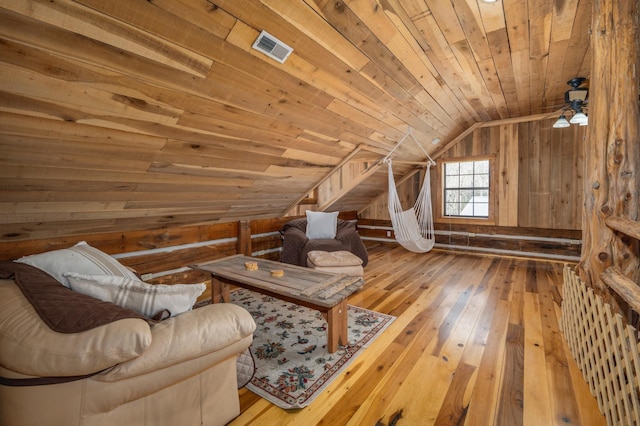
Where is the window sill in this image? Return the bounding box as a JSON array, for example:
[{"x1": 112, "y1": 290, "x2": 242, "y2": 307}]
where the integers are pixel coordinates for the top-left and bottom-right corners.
[{"x1": 435, "y1": 217, "x2": 496, "y2": 226}]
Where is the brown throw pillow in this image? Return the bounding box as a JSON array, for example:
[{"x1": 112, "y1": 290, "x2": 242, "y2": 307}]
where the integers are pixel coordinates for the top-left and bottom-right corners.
[{"x1": 0, "y1": 261, "x2": 153, "y2": 333}]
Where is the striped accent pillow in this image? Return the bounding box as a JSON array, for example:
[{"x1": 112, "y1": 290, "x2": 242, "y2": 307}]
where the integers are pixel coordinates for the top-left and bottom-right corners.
[
  {"x1": 15, "y1": 241, "x2": 138, "y2": 288},
  {"x1": 64, "y1": 273, "x2": 206, "y2": 318}
]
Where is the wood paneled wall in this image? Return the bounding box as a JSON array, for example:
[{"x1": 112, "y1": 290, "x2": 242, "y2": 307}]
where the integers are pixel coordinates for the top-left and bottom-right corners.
[
  {"x1": 359, "y1": 118, "x2": 586, "y2": 259},
  {"x1": 436, "y1": 118, "x2": 586, "y2": 230},
  {"x1": 363, "y1": 117, "x2": 586, "y2": 229},
  {"x1": 519, "y1": 121, "x2": 586, "y2": 230},
  {"x1": 0, "y1": 212, "x2": 358, "y2": 299}
]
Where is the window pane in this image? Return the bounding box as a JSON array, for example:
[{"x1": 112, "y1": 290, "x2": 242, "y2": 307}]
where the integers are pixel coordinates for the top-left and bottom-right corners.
[
  {"x1": 445, "y1": 175, "x2": 460, "y2": 188},
  {"x1": 460, "y1": 189, "x2": 474, "y2": 202},
  {"x1": 474, "y1": 189, "x2": 489, "y2": 198},
  {"x1": 460, "y1": 162, "x2": 474, "y2": 174},
  {"x1": 460, "y1": 175, "x2": 474, "y2": 187},
  {"x1": 475, "y1": 160, "x2": 489, "y2": 174},
  {"x1": 474, "y1": 174, "x2": 489, "y2": 187},
  {"x1": 445, "y1": 190, "x2": 459, "y2": 203},
  {"x1": 474, "y1": 202, "x2": 489, "y2": 217},
  {"x1": 445, "y1": 202, "x2": 460, "y2": 215},
  {"x1": 445, "y1": 163, "x2": 459, "y2": 175}
]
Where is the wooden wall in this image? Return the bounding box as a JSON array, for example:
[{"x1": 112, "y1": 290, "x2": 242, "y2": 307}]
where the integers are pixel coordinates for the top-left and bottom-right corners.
[
  {"x1": 1, "y1": 115, "x2": 586, "y2": 265},
  {"x1": 436, "y1": 118, "x2": 586, "y2": 230},
  {"x1": 0, "y1": 212, "x2": 358, "y2": 300},
  {"x1": 0, "y1": 1, "x2": 594, "y2": 249},
  {"x1": 359, "y1": 117, "x2": 587, "y2": 260}
]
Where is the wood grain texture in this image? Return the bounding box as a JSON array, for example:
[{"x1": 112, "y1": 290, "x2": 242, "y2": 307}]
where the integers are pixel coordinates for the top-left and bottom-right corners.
[
  {"x1": 0, "y1": 0, "x2": 596, "y2": 241},
  {"x1": 231, "y1": 244, "x2": 605, "y2": 425},
  {"x1": 362, "y1": 120, "x2": 587, "y2": 232},
  {"x1": 578, "y1": 0, "x2": 640, "y2": 308}
]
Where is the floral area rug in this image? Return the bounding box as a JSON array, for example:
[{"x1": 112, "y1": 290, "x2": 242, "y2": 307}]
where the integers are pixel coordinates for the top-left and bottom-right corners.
[{"x1": 229, "y1": 288, "x2": 395, "y2": 409}]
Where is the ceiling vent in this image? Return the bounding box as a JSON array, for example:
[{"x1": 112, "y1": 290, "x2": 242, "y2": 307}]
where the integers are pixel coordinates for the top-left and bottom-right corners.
[{"x1": 252, "y1": 30, "x2": 293, "y2": 64}]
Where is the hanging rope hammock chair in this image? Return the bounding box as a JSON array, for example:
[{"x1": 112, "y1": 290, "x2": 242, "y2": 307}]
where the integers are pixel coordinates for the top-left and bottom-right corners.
[{"x1": 383, "y1": 128, "x2": 436, "y2": 253}]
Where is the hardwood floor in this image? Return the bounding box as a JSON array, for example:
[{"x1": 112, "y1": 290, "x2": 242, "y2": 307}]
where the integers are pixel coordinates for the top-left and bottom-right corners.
[{"x1": 231, "y1": 244, "x2": 605, "y2": 425}]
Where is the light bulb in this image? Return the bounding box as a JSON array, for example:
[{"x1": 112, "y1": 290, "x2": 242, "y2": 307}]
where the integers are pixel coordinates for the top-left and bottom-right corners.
[
  {"x1": 553, "y1": 115, "x2": 570, "y2": 128},
  {"x1": 570, "y1": 112, "x2": 588, "y2": 124}
]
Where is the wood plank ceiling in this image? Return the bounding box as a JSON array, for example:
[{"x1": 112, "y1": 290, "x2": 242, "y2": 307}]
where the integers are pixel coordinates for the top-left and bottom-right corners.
[{"x1": 0, "y1": 0, "x2": 593, "y2": 240}]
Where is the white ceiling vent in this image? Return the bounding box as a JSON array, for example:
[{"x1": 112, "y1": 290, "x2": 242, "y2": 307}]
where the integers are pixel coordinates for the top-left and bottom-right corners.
[{"x1": 252, "y1": 30, "x2": 293, "y2": 64}]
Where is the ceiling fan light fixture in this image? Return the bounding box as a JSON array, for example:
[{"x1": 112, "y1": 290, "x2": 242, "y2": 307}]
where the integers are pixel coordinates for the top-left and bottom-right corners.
[
  {"x1": 553, "y1": 114, "x2": 571, "y2": 128},
  {"x1": 570, "y1": 111, "x2": 588, "y2": 125},
  {"x1": 566, "y1": 88, "x2": 588, "y2": 102},
  {"x1": 554, "y1": 77, "x2": 589, "y2": 128}
]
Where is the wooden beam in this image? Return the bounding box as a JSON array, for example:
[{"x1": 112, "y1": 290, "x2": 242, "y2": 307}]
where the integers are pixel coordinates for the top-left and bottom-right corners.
[
  {"x1": 430, "y1": 122, "x2": 483, "y2": 160},
  {"x1": 237, "y1": 220, "x2": 252, "y2": 256},
  {"x1": 282, "y1": 145, "x2": 363, "y2": 215},
  {"x1": 431, "y1": 111, "x2": 565, "y2": 165},
  {"x1": 317, "y1": 161, "x2": 384, "y2": 211},
  {"x1": 601, "y1": 266, "x2": 640, "y2": 314},
  {"x1": 478, "y1": 109, "x2": 564, "y2": 127},
  {"x1": 385, "y1": 160, "x2": 429, "y2": 166},
  {"x1": 606, "y1": 216, "x2": 640, "y2": 241},
  {"x1": 579, "y1": 0, "x2": 640, "y2": 307}
]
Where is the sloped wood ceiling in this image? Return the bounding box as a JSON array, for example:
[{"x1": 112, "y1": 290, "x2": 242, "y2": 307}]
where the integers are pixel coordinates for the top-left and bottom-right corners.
[{"x1": 0, "y1": 0, "x2": 592, "y2": 240}]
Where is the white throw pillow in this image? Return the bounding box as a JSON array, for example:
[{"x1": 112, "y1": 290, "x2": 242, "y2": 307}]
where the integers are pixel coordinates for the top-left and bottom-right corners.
[
  {"x1": 306, "y1": 211, "x2": 339, "y2": 239},
  {"x1": 64, "y1": 273, "x2": 206, "y2": 318},
  {"x1": 15, "y1": 241, "x2": 138, "y2": 288}
]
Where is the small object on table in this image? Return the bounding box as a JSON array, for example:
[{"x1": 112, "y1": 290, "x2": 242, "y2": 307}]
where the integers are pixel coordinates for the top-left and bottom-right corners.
[
  {"x1": 245, "y1": 261, "x2": 258, "y2": 271},
  {"x1": 270, "y1": 269, "x2": 284, "y2": 278}
]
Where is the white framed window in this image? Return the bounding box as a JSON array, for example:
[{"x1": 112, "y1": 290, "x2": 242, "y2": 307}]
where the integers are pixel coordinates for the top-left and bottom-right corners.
[{"x1": 443, "y1": 159, "x2": 490, "y2": 218}]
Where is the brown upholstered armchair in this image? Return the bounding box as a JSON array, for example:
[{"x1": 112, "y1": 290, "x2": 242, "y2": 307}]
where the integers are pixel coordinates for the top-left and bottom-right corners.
[{"x1": 279, "y1": 218, "x2": 368, "y2": 267}]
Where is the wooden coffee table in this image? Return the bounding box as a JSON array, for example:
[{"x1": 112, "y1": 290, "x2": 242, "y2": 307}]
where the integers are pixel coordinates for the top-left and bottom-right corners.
[{"x1": 192, "y1": 254, "x2": 364, "y2": 353}]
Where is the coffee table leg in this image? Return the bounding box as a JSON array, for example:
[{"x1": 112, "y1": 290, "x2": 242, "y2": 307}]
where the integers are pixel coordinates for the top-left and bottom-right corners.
[
  {"x1": 325, "y1": 299, "x2": 348, "y2": 353},
  {"x1": 211, "y1": 275, "x2": 230, "y2": 303}
]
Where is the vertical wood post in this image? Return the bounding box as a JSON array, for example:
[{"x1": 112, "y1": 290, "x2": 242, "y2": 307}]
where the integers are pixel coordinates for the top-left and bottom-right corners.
[
  {"x1": 579, "y1": 0, "x2": 640, "y2": 308},
  {"x1": 238, "y1": 220, "x2": 252, "y2": 256}
]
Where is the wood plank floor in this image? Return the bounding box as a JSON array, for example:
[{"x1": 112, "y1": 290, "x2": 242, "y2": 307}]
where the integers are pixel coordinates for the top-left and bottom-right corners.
[{"x1": 231, "y1": 244, "x2": 605, "y2": 425}]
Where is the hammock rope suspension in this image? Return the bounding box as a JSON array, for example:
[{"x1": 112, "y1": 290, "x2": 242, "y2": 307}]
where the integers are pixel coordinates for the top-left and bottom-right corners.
[{"x1": 384, "y1": 128, "x2": 436, "y2": 253}]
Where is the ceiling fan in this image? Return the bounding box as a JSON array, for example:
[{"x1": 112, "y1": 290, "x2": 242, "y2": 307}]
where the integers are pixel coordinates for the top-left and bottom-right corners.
[{"x1": 553, "y1": 77, "x2": 589, "y2": 128}]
